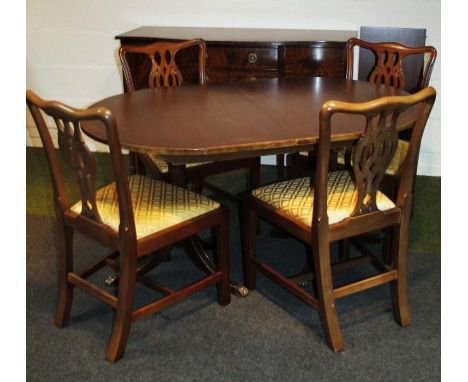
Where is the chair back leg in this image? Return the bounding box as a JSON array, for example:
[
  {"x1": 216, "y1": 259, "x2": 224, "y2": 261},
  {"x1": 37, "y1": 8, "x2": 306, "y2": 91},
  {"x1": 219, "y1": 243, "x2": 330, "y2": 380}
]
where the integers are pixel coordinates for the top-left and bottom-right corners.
[
  {"x1": 312, "y1": 240, "x2": 344, "y2": 352},
  {"x1": 214, "y1": 211, "x2": 231, "y2": 306},
  {"x1": 391, "y1": 220, "x2": 412, "y2": 327},
  {"x1": 106, "y1": 248, "x2": 138, "y2": 363},
  {"x1": 240, "y1": 199, "x2": 258, "y2": 290}
]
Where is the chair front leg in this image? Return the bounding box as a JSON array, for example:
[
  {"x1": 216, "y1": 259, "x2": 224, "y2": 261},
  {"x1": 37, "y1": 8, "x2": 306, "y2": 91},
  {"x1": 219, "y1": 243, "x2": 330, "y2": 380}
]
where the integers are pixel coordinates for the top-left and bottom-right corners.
[
  {"x1": 249, "y1": 157, "x2": 261, "y2": 191},
  {"x1": 54, "y1": 211, "x2": 74, "y2": 328},
  {"x1": 240, "y1": 199, "x2": 258, "y2": 290},
  {"x1": 276, "y1": 154, "x2": 285, "y2": 181},
  {"x1": 191, "y1": 176, "x2": 204, "y2": 194},
  {"x1": 290, "y1": 153, "x2": 308, "y2": 179},
  {"x1": 106, "y1": 247, "x2": 137, "y2": 363},
  {"x1": 169, "y1": 164, "x2": 188, "y2": 188}
]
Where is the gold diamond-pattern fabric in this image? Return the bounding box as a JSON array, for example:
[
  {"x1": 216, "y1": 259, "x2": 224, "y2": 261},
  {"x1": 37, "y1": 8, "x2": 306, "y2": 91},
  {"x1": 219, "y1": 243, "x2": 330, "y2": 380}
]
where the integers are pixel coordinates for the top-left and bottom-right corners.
[
  {"x1": 252, "y1": 171, "x2": 395, "y2": 227},
  {"x1": 70, "y1": 175, "x2": 220, "y2": 239},
  {"x1": 146, "y1": 152, "x2": 210, "y2": 174},
  {"x1": 299, "y1": 140, "x2": 409, "y2": 176}
]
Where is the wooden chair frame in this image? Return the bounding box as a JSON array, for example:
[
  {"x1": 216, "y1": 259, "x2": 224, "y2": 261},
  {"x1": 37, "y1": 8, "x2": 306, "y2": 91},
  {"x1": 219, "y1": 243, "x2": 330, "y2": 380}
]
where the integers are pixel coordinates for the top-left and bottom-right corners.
[
  {"x1": 119, "y1": 39, "x2": 261, "y2": 200},
  {"x1": 26, "y1": 90, "x2": 231, "y2": 363},
  {"x1": 241, "y1": 87, "x2": 436, "y2": 351},
  {"x1": 346, "y1": 38, "x2": 437, "y2": 92}
]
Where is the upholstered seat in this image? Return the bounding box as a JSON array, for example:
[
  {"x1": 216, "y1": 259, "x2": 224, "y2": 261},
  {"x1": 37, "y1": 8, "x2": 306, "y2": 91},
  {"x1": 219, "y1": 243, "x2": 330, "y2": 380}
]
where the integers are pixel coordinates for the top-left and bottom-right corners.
[
  {"x1": 252, "y1": 171, "x2": 395, "y2": 227},
  {"x1": 146, "y1": 152, "x2": 211, "y2": 174},
  {"x1": 71, "y1": 175, "x2": 219, "y2": 239},
  {"x1": 298, "y1": 139, "x2": 409, "y2": 176}
]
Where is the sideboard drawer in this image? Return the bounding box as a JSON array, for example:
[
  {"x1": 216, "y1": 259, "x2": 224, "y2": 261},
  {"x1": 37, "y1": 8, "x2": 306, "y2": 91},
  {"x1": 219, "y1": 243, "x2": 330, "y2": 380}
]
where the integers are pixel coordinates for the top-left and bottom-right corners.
[
  {"x1": 207, "y1": 47, "x2": 278, "y2": 71},
  {"x1": 207, "y1": 69, "x2": 278, "y2": 83}
]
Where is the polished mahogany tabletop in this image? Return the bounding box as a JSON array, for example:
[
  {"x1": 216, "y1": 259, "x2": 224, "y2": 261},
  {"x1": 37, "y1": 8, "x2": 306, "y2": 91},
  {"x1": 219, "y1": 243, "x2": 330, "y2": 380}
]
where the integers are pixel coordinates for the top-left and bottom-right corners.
[{"x1": 82, "y1": 78, "x2": 412, "y2": 165}]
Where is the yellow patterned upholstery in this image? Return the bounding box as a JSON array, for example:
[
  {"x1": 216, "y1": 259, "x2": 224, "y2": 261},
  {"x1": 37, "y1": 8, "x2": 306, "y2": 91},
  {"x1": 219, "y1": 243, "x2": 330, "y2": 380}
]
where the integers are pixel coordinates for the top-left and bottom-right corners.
[
  {"x1": 252, "y1": 171, "x2": 395, "y2": 226},
  {"x1": 299, "y1": 139, "x2": 409, "y2": 176},
  {"x1": 71, "y1": 175, "x2": 220, "y2": 239},
  {"x1": 146, "y1": 152, "x2": 211, "y2": 174}
]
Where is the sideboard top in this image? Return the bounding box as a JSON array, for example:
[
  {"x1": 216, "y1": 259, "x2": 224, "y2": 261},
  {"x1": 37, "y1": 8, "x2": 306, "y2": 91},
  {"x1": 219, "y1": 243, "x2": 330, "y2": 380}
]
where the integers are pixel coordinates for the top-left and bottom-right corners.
[{"x1": 116, "y1": 26, "x2": 357, "y2": 45}]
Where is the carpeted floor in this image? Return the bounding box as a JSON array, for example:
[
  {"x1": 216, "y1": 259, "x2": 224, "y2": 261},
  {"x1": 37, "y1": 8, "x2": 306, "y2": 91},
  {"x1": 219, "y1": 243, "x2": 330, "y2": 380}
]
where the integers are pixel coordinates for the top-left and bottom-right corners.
[{"x1": 26, "y1": 148, "x2": 440, "y2": 381}]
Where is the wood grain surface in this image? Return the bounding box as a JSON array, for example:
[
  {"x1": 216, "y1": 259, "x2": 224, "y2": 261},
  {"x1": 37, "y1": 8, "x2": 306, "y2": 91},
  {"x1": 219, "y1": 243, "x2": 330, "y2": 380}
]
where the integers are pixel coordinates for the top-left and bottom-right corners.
[{"x1": 82, "y1": 78, "x2": 414, "y2": 164}]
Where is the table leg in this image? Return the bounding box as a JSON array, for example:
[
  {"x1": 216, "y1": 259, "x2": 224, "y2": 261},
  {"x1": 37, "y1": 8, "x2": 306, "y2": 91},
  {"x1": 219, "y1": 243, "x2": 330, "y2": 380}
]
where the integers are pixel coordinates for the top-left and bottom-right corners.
[
  {"x1": 183, "y1": 237, "x2": 248, "y2": 297},
  {"x1": 169, "y1": 164, "x2": 249, "y2": 297}
]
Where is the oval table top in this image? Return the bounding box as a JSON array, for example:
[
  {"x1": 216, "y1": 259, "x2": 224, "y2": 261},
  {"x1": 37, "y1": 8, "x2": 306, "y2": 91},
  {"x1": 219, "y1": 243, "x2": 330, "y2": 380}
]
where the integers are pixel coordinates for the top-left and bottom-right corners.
[{"x1": 82, "y1": 77, "x2": 414, "y2": 165}]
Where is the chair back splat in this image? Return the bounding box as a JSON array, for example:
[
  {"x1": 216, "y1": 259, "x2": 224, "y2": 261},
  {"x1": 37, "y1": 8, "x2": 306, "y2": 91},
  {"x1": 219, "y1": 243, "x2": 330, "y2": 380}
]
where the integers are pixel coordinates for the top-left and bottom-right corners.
[
  {"x1": 119, "y1": 39, "x2": 206, "y2": 92},
  {"x1": 26, "y1": 90, "x2": 136, "y2": 243},
  {"x1": 346, "y1": 37, "x2": 437, "y2": 93},
  {"x1": 315, "y1": 87, "x2": 435, "y2": 228}
]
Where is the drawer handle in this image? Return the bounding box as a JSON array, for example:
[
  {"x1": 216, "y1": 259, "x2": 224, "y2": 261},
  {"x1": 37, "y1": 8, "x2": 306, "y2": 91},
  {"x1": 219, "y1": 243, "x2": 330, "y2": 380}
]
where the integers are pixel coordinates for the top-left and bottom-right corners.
[{"x1": 248, "y1": 53, "x2": 258, "y2": 64}]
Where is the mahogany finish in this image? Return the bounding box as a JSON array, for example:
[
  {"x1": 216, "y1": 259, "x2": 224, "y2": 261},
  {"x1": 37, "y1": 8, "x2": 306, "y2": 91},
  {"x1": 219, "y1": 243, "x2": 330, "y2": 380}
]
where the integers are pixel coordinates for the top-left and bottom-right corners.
[
  {"x1": 346, "y1": 38, "x2": 437, "y2": 93},
  {"x1": 118, "y1": 38, "x2": 260, "y2": 199},
  {"x1": 26, "y1": 90, "x2": 231, "y2": 363},
  {"x1": 358, "y1": 27, "x2": 428, "y2": 94},
  {"x1": 116, "y1": 27, "x2": 356, "y2": 83},
  {"x1": 81, "y1": 78, "x2": 413, "y2": 163},
  {"x1": 119, "y1": 39, "x2": 207, "y2": 91},
  {"x1": 240, "y1": 87, "x2": 436, "y2": 351},
  {"x1": 116, "y1": 26, "x2": 357, "y2": 178}
]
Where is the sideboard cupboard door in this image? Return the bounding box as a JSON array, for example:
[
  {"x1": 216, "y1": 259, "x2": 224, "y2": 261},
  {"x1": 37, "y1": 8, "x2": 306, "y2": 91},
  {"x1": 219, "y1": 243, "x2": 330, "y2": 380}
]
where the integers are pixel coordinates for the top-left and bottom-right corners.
[{"x1": 284, "y1": 44, "x2": 348, "y2": 78}]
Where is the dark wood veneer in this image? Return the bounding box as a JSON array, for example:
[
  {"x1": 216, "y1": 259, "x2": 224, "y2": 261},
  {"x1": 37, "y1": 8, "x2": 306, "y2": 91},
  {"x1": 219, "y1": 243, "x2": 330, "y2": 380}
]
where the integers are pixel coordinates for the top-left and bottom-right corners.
[{"x1": 116, "y1": 26, "x2": 357, "y2": 84}]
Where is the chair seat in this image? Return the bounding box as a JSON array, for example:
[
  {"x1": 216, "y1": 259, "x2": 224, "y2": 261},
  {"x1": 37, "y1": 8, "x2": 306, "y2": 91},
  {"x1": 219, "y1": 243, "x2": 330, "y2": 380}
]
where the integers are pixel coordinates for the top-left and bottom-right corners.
[
  {"x1": 252, "y1": 171, "x2": 395, "y2": 226},
  {"x1": 299, "y1": 139, "x2": 409, "y2": 176},
  {"x1": 146, "y1": 152, "x2": 211, "y2": 174},
  {"x1": 71, "y1": 175, "x2": 220, "y2": 239}
]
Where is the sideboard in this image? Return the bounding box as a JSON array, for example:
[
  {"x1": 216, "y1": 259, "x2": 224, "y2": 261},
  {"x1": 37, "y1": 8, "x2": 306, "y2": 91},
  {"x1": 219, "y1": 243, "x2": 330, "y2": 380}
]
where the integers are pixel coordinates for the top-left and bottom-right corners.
[{"x1": 115, "y1": 26, "x2": 357, "y2": 87}]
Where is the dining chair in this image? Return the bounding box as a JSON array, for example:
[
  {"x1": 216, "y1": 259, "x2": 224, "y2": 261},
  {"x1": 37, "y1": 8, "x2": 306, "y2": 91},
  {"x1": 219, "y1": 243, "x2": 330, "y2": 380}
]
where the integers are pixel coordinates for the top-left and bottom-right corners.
[
  {"x1": 290, "y1": 38, "x2": 437, "y2": 185},
  {"x1": 241, "y1": 87, "x2": 436, "y2": 351},
  {"x1": 119, "y1": 39, "x2": 261, "y2": 200},
  {"x1": 26, "y1": 90, "x2": 231, "y2": 363},
  {"x1": 289, "y1": 38, "x2": 437, "y2": 261}
]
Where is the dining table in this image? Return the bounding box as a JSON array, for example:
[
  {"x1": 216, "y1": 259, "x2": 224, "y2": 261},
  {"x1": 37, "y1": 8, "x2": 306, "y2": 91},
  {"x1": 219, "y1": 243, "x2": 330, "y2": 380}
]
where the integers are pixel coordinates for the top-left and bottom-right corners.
[{"x1": 82, "y1": 77, "x2": 416, "y2": 296}]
